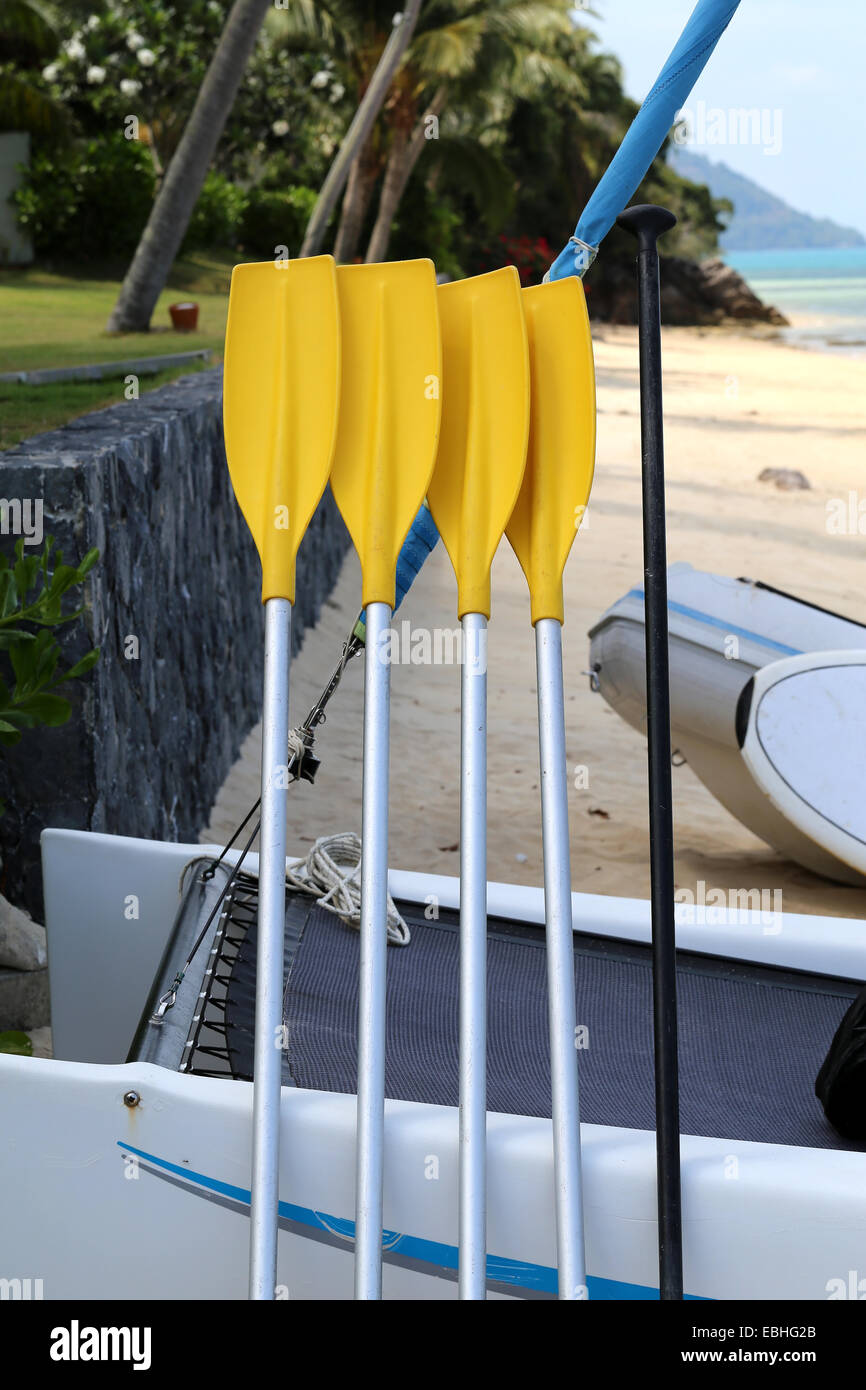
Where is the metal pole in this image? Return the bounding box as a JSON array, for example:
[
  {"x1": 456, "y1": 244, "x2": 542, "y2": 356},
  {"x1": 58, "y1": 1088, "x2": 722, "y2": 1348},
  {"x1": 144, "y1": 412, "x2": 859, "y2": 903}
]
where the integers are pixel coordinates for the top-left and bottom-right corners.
[
  {"x1": 249, "y1": 596, "x2": 292, "y2": 1300},
  {"x1": 354, "y1": 600, "x2": 392, "y2": 1299},
  {"x1": 535, "y1": 617, "x2": 586, "y2": 1300},
  {"x1": 616, "y1": 203, "x2": 683, "y2": 1301},
  {"x1": 459, "y1": 612, "x2": 488, "y2": 1299}
]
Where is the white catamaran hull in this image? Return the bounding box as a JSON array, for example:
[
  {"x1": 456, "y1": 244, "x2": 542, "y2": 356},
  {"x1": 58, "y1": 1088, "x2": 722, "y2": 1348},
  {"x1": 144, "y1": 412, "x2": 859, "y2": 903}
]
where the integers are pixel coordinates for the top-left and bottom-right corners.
[
  {"x1": 0, "y1": 828, "x2": 862, "y2": 1301},
  {"x1": 6, "y1": 1050, "x2": 866, "y2": 1301}
]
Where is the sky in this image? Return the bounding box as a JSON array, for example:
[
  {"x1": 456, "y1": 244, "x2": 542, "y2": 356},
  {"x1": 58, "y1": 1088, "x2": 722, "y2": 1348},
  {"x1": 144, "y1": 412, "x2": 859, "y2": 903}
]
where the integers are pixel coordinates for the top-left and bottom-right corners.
[{"x1": 588, "y1": 0, "x2": 866, "y2": 237}]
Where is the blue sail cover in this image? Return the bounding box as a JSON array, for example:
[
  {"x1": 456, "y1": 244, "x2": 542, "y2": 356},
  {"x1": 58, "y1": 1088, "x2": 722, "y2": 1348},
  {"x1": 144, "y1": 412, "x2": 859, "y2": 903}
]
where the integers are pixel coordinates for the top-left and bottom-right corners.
[{"x1": 548, "y1": 0, "x2": 742, "y2": 282}]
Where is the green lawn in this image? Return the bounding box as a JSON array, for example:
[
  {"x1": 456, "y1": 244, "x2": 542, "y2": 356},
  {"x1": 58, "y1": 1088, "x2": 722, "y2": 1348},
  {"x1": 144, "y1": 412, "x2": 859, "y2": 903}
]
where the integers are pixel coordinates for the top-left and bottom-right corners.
[
  {"x1": 0, "y1": 362, "x2": 212, "y2": 452},
  {"x1": 0, "y1": 250, "x2": 233, "y2": 448}
]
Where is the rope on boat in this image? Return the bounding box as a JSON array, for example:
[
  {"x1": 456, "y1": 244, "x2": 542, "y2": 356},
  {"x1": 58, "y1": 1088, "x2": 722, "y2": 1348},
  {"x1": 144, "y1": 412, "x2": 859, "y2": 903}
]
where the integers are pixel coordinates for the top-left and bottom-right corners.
[
  {"x1": 286, "y1": 833, "x2": 410, "y2": 946},
  {"x1": 150, "y1": 629, "x2": 399, "y2": 1024}
]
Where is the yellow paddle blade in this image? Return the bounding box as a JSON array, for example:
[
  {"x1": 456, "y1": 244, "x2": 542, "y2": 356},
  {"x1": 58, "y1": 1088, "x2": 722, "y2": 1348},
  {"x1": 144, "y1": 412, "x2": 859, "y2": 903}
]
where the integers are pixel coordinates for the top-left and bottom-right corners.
[
  {"x1": 506, "y1": 277, "x2": 596, "y2": 625},
  {"x1": 329, "y1": 260, "x2": 441, "y2": 609},
  {"x1": 223, "y1": 255, "x2": 340, "y2": 604},
  {"x1": 427, "y1": 267, "x2": 530, "y2": 620}
]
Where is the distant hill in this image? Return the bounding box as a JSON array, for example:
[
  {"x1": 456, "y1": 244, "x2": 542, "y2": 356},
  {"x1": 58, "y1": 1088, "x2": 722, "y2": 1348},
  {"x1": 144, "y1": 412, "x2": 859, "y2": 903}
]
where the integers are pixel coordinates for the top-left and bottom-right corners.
[{"x1": 670, "y1": 150, "x2": 866, "y2": 251}]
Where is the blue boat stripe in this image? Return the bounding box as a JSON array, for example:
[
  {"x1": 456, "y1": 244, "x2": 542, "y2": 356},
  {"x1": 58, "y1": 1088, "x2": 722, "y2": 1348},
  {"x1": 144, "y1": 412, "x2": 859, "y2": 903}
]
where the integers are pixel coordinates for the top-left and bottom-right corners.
[
  {"x1": 626, "y1": 588, "x2": 801, "y2": 656},
  {"x1": 118, "y1": 1141, "x2": 707, "y2": 1300}
]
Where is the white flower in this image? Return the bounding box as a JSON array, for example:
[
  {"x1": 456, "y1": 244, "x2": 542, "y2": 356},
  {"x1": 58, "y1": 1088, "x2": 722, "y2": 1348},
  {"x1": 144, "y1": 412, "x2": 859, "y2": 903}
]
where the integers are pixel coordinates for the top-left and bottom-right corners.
[
  {"x1": 330, "y1": 82, "x2": 345, "y2": 102},
  {"x1": 271, "y1": 119, "x2": 289, "y2": 137},
  {"x1": 65, "y1": 38, "x2": 86, "y2": 60},
  {"x1": 86, "y1": 14, "x2": 100, "y2": 29},
  {"x1": 42, "y1": 63, "x2": 59, "y2": 82},
  {"x1": 310, "y1": 70, "x2": 330, "y2": 89},
  {"x1": 392, "y1": 12, "x2": 403, "y2": 25},
  {"x1": 86, "y1": 65, "x2": 106, "y2": 84},
  {"x1": 120, "y1": 78, "x2": 141, "y2": 97},
  {"x1": 137, "y1": 48, "x2": 156, "y2": 66},
  {"x1": 126, "y1": 31, "x2": 145, "y2": 51}
]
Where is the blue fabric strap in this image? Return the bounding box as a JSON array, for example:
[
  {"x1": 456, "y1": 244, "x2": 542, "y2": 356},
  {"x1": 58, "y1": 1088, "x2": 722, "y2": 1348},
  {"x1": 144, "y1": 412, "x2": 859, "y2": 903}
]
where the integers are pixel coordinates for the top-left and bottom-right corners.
[
  {"x1": 394, "y1": 502, "x2": 439, "y2": 613},
  {"x1": 355, "y1": 502, "x2": 440, "y2": 640}
]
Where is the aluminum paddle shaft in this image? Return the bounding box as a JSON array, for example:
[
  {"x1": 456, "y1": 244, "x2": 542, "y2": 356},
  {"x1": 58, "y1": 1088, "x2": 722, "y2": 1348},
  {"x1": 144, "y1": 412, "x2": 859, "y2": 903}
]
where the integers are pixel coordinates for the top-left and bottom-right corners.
[
  {"x1": 536, "y1": 618, "x2": 586, "y2": 1298},
  {"x1": 249, "y1": 597, "x2": 291, "y2": 1298},
  {"x1": 354, "y1": 601, "x2": 392, "y2": 1298},
  {"x1": 617, "y1": 204, "x2": 683, "y2": 1301},
  {"x1": 459, "y1": 612, "x2": 488, "y2": 1298},
  {"x1": 328, "y1": 260, "x2": 442, "y2": 1299},
  {"x1": 223, "y1": 255, "x2": 341, "y2": 1299},
  {"x1": 506, "y1": 276, "x2": 594, "y2": 1297},
  {"x1": 426, "y1": 268, "x2": 531, "y2": 1299}
]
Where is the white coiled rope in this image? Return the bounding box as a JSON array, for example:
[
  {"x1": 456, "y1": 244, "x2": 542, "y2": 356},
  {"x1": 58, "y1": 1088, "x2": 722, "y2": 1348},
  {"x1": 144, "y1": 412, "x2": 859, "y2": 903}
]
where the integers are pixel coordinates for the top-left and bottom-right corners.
[{"x1": 286, "y1": 832, "x2": 410, "y2": 946}]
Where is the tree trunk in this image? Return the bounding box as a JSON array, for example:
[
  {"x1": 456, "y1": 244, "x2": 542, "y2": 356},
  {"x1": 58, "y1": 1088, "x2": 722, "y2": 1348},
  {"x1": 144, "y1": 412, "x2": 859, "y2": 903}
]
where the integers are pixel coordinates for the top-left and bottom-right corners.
[
  {"x1": 332, "y1": 145, "x2": 379, "y2": 263},
  {"x1": 299, "y1": 0, "x2": 422, "y2": 259},
  {"x1": 365, "y1": 91, "x2": 446, "y2": 264},
  {"x1": 106, "y1": 0, "x2": 270, "y2": 333}
]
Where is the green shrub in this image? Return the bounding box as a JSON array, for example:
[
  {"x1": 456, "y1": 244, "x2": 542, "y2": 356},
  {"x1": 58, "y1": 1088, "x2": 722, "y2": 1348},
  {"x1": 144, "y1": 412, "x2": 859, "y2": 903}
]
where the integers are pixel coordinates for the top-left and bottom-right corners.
[
  {"x1": 14, "y1": 134, "x2": 155, "y2": 260},
  {"x1": 238, "y1": 185, "x2": 317, "y2": 259},
  {"x1": 0, "y1": 537, "x2": 99, "y2": 774},
  {"x1": 180, "y1": 172, "x2": 247, "y2": 255}
]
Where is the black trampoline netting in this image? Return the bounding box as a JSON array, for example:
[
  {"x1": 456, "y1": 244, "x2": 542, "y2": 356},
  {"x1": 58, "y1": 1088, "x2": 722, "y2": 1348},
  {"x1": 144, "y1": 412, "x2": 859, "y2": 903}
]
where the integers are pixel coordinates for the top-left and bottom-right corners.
[{"x1": 215, "y1": 881, "x2": 862, "y2": 1152}]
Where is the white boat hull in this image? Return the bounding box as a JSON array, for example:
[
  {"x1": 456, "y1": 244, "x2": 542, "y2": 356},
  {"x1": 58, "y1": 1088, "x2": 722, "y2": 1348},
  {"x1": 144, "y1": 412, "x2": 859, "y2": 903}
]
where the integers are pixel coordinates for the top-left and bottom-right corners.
[
  {"x1": 588, "y1": 565, "x2": 866, "y2": 883},
  {"x1": 5, "y1": 1049, "x2": 866, "y2": 1301},
  {"x1": 0, "y1": 829, "x2": 860, "y2": 1300}
]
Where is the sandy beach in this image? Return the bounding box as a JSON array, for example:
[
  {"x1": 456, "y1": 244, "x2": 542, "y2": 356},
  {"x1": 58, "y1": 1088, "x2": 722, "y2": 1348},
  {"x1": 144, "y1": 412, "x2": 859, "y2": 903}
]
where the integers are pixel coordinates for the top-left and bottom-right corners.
[{"x1": 204, "y1": 325, "x2": 866, "y2": 921}]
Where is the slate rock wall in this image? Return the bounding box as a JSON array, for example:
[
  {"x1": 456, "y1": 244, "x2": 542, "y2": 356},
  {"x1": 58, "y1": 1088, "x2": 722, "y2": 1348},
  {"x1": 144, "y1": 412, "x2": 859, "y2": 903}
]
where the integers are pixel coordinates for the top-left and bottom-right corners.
[{"x1": 0, "y1": 369, "x2": 350, "y2": 918}]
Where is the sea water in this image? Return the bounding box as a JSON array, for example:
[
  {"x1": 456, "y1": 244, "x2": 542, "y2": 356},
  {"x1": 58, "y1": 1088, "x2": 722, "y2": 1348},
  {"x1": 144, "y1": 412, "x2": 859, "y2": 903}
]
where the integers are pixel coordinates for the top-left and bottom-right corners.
[{"x1": 725, "y1": 247, "x2": 866, "y2": 356}]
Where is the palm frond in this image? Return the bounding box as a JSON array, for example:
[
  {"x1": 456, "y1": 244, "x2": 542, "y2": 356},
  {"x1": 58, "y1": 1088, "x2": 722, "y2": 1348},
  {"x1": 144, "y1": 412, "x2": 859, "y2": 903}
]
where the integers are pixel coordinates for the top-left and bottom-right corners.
[
  {"x1": 422, "y1": 131, "x2": 513, "y2": 227},
  {"x1": 512, "y1": 50, "x2": 588, "y2": 100},
  {"x1": 0, "y1": 0, "x2": 58, "y2": 58},
  {"x1": 0, "y1": 66, "x2": 69, "y2": 141},
  {"x1": 410, "y1": 24, "x2": 485, "y2": 79}
]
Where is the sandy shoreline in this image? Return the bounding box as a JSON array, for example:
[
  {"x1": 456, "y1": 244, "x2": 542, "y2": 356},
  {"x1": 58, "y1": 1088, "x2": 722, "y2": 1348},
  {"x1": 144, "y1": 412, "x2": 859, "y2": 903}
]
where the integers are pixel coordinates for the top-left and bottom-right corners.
[{"x1": 204, "y1": 324, "x2": 866, "y2": 921}]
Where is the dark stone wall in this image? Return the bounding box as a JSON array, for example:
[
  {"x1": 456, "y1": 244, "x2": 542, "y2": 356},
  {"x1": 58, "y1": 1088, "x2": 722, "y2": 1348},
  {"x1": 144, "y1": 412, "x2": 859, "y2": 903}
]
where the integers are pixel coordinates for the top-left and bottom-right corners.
[{"x1": 0, "y1": 369, "x2": 350, "y2": 918}]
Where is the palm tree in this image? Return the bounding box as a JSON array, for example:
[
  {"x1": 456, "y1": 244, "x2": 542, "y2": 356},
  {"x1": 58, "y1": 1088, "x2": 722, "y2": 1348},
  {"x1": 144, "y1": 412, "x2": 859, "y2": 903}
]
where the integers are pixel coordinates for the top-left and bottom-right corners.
[
  {"x1": 299, "y1": 0, "x2": 423, "y2": 257},
  {"x1": 0, "y1": 0, "x2": 68, "y2": 141},
  {"x1": 308, "y1": 0, "x2": 582, "y2": 267},
  {"x1": 363, "y1": 0, "x2": 581, "y2": 263},
  {"x1": 106, "y1": 0, "x2": 271, "y2": 334},
  {"x1": 264, "y1": 0, "x2": 419, "y2": 261}
]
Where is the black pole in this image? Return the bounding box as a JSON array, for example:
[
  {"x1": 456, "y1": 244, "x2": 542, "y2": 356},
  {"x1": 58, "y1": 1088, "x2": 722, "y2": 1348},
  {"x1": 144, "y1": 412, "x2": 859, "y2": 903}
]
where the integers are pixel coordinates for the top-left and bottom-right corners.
[{"x1": 616, "y1": 204, "x2": 683, "y2": 1301}]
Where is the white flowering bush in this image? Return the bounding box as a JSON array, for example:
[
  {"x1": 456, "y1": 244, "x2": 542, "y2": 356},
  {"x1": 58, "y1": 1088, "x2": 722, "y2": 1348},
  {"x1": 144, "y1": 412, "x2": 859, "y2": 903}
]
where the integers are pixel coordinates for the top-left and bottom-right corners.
[
  {"x1": 11, "y1": 0, "x2": 353, "y2": 258},
  {"x1": 39, "y1": 2, "x2": 231, "y2": 162},
  {"x1": 35, "y1": 2, "x2": 351, "y2": 176}
]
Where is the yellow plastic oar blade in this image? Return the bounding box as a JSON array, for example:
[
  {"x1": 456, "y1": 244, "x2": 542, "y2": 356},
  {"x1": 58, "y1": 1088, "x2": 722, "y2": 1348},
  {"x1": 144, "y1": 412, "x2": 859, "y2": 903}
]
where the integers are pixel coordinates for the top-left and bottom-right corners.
[
  {"x1": 330, "y1": 260, "x2": 441, "y2": 609},
  {"x1": 427, "y1": 267, "x2": 530, "y2": 619},
  {"x1": 506, "y1": 278, "x2": 595, "y2": 625},
  {"x1": 223, "y1": 255, "x2": 341, "y2": 604}
]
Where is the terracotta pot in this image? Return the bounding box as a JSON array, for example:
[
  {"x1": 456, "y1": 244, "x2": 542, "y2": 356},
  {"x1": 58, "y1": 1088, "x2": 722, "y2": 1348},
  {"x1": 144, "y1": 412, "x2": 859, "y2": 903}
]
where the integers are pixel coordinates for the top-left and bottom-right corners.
[{"x1": 169, "y1": 302, "x2": 199, "y2": 332}]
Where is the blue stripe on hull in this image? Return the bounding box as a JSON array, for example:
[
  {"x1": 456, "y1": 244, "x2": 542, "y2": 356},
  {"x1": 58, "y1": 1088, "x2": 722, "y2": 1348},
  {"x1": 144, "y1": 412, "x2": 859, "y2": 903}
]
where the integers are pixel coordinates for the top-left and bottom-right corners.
[
  {"x1": 625, "y1": 588, "x2": 801, "y2": 656},
  {"x1": 118, "y1": 1141, "x2": 708, "y2": 1300}
]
